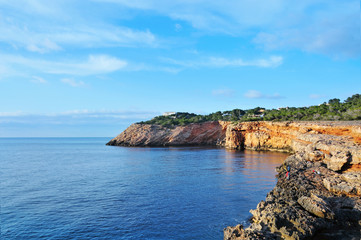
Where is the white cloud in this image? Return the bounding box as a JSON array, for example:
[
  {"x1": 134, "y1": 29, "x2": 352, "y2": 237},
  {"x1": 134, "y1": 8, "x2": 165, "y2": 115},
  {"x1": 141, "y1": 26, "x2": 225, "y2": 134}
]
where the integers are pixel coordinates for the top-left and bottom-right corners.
[
  {"x1": 161, "y1": 55, "x2": 283, "y2": 68},
  {"x1": 0, "y1": 109, "x2": 159, "y2": 121},
  {"x1": 0, "y1": 54, "x2": 127, "y2": 76},
  {"x1": 0, "y1": 111, "x2": 26, "y2": 117},
  {"x1": 244, "y1": 90, "x2": 262, "y2": 99},
  {"x1": 98, "y1": 0, "x2": 286, "y2": 32},
  {"x1": 0, "y1": 0, "x2": 356, "y2": 61},
  {"x1": 208, "y1": 56, "x2": 283, "y2": 68},
  {"x1": 253, "y1": 13, "x2": 359, "y2": 58},
  {"x1": 212, "y1": 88, "x2": 235, "y2": 97},
  {"x1": 31, "y1": 76, "x2": 47, "y2": 84},
  {"x1": 48, "y1": 55, "x2": 128, "y2": 75},
  {"x1": 244, "y1": 90, "x2": 283, "y2": 99},
  {"x1": 175, "y1": 23, "x2": 182, "y2": 32},
  {"x1": 0, "y1": 53, "x2": 184, "y2": 78},
  {"x1": 99, "y1": 0, "x2": 359, "y2": 58},
  {"x1": 45, "y1": 26, "x2": 157, "y2": 48},
  {"x1": 309, "y1": 94, "x2": 326, "y2": 99},
  {"x1": 0, "y1": 109, "x2": 161, "y2": 136},
  {"x1": 26, "y1": 39, "x2": 62, "y2": 53},
  {"x1": 0, "y1": 1, "x2": 63, "y2": 16},
  {"x1": 56, "y1": 110, "x2": 159, "y2": 119},
  {"x1": 0, "y1": 5, "x2": 158, "y2": 53},
  {"x1": 61, "y1": 78, "x2": 85, "y2": 87}
]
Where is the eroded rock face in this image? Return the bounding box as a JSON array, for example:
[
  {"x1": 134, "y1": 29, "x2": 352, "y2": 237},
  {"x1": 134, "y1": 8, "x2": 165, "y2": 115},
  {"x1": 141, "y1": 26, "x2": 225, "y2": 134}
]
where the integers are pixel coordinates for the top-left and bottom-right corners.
[
  {"x1": 224, "y1": 155, "x2": 361, "y2": 240},
  {"x1": 107, "y1": 121, "x2": 230, "y2": 147},
  {"x1": 225, "y1": 121, "x2": 361, "y2": 172},
  {"x1": 108, "y1": 121, "x2": 361, "y2": 171}
]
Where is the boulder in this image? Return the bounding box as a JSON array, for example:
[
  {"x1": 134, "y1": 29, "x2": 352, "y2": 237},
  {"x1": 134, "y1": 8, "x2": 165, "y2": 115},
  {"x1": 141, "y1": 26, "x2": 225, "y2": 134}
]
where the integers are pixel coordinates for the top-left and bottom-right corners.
[{"x1": 297, "y1": 194, "x2": 335, "y2": 219}]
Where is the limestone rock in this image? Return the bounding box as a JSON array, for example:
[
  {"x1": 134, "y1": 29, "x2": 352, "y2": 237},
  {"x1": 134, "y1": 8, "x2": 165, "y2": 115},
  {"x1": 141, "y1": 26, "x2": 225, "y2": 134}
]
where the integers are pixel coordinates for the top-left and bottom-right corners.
[
  {"x1": 323, "y1": 151, "x2": 351, "y2": 171},
  {"x1": 323, "y1": 172, "x2": 361, "y2": 196},
  {"x1": 297, "y1": 194, "x2": 335, "y2": 219},
  {"x1": 108, "y1": 121, "x2": 361, "y2": 171},
  {"x1": 224, "y1": 224, "x2": 243, "y2": 240},
  {"x1": 307, "y1": 150, "x2": 325, "y2": 161},
  {"x1": 226, "y1": 155, "x2": 361, "y2": 240},
  {"x1": 107, "y1": 121, "x2": 229, "y2": 147}
]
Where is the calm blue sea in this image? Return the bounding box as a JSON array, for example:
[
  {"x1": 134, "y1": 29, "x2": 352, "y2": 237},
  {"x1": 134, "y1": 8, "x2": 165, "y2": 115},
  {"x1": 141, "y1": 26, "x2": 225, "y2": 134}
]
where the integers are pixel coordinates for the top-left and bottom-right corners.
[{"x1": 1, "y1": 138, "x2": 288, "y2": 240}]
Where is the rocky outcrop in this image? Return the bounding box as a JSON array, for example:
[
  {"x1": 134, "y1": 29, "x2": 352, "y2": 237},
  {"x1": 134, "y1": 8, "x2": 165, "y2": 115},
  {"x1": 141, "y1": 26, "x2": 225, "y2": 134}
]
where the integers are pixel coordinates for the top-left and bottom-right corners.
[
  {"x1": 107, "y1": 121, "x2": 229, "y2": 147},
  {"x1": 222, "y1": 122, "x2": 361, "y2": 240},
  {"x1": 108, "y1": 121, "x2": 361, "y2": 171},
  {"x1": 224, "y1": 154, "x2": 361, "y2": 240}
]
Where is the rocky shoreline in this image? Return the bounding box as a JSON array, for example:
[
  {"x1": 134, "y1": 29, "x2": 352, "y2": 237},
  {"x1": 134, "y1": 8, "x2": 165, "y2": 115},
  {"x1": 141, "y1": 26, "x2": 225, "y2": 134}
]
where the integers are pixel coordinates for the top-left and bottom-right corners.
[
  {"x1": 224, "y1": 154, "x2": 361, "y2": 239},
  {"x1": 107, "y1": 121, "x2": 361, "y2": 239}
]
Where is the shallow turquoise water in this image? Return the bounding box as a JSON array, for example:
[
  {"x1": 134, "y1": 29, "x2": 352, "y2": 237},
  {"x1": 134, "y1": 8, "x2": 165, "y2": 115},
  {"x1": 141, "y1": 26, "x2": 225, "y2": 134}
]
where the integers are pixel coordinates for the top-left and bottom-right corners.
[{"x1": 1, "y1": 138, "x2": 288, "y2": 239}]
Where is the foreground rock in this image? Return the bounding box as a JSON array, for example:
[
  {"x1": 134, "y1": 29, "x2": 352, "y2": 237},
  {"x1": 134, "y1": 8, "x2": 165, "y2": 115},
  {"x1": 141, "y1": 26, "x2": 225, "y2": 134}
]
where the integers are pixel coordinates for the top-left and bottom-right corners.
[
  {"x1": 224, "y1": 154, "x2": 361, "y2": 239},
  {"x1": 221, "y1": 122, "x2": 361, "y2": 240}
]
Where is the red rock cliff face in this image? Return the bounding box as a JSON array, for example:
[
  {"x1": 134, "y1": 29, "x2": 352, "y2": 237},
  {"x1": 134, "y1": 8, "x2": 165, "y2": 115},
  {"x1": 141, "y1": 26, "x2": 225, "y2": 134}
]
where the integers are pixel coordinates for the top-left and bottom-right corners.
[
  {"x1": 108, "y1": 121, "x2": 361, "y2": 171},
  {"x1": 225, "y1": 121, "x2": 361, "y2": 171},
  {"x1": 107, "y1": 121, "x2": 230, "y2": 147}
]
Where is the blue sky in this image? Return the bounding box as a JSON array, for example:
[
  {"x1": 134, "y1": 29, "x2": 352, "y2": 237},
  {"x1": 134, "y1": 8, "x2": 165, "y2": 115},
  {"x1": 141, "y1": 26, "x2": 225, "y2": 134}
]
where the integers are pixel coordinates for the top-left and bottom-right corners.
[{"x1": 0, "y1": 0, "x2": 360, "y2": 137}]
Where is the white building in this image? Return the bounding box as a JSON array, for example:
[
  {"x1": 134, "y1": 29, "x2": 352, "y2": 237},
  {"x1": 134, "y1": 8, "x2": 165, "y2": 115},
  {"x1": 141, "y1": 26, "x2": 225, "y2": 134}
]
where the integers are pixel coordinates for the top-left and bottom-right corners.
[{"x1": 163, "y1": 112, "x2": 176, "y2": 116}]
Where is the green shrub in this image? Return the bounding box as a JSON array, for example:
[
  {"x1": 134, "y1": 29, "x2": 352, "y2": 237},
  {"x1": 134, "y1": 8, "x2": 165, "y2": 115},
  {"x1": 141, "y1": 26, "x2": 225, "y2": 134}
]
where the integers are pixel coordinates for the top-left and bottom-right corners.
[{"x1": 139, "y1": 94, "x2": 361, "y2": 127}]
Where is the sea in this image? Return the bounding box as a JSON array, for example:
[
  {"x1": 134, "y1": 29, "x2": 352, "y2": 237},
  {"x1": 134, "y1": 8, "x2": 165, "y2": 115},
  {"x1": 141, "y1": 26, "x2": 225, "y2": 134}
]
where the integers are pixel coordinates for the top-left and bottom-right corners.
[{"x1": 1, "y1": 137, "x2": 288, "y2": 240}]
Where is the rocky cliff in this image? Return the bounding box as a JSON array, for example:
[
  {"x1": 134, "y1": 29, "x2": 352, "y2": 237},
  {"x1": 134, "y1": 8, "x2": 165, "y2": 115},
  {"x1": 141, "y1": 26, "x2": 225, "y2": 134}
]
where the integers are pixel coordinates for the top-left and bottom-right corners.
[
  {"x1": 224, "y1": 154, "x2": 361, "y2": 240},
  {"x1": 107, "y1": 121, "x2": 229, "y2": 147},
  {"x1": 108, "y1": 121, "x2": 361, "y2": 171},
  {"x1": 108, "y1": 121, "x2": 361, "y2": 239}
]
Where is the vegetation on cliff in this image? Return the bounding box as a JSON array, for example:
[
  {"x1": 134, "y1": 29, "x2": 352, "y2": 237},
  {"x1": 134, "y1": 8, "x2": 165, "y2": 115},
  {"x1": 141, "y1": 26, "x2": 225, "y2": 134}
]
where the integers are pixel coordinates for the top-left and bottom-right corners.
[{"x1": 139, "y1": 94, "x2": 361, "y2": 127}]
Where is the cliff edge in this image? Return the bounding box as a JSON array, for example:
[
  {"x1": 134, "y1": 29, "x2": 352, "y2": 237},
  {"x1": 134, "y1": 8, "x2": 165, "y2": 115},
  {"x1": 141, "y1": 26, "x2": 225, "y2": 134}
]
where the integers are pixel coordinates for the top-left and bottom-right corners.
[{"x1": 108, "y1": 121, "x2": 361, "y2": 171}]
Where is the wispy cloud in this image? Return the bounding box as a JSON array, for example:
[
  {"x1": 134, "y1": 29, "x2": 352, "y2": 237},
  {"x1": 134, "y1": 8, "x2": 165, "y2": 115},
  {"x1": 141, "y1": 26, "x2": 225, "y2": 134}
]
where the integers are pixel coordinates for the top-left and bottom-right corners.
[
  {"x1": 253, "y1": 13, "x2": 359, "y2": 58},
  {"x1": 99, "y1": 0, "x2": 359, "y2": 58},
  {"x1": 0, "y1": 109, "x2": 161, "y2": 137},
  {"x1": 31, "y1": 76, "x2": 47, "y2": 84},
  {"x1": 161, "y1": 55, "x2": 283, "y2": 69},
  {"x1": 175, "y1": 23, "x2": 182, "y2": 32},
  {"x1": 0, "y1": 109, "x2": 159, "y2": 122},
  {"x1": 27, "y1": 39, "x2": 62, "y2": 54},
  {"x1": 48, "y1": 55, "x2": 128, "y2": 75},
  {"x1": 1, "y1": 0, "x2": 356, "y2": 64},
  {"x1": 61, "y1": 78, "x2": 85, "y2": 87},
  {"x1": 212, "y1": 88, "x2": 235, "y2": 97},
  {"x1": 0, "y1": 53, "x2": 186, "y2": 80},
  {"x1": 207, "y1": 56, "x2": 283, "y2": 68},
  {"x1": 52, "y1": 109, "x2": 159, "y2": 119},
  {"x1": 244, "y1": 90, "x2": 284, "y2": 99},
  {"x1": 97, "y1": 0, "x2": 285, "y2": 33},
  {"x1": 0, "y1": 3, "x2": 158, "y2": 53},
  {"x1": 0, "y1": 54, "x2": 127, "y2": 76},
  {"x1": 0, "y1": 111, "x2": 26, "y2": 117},
  {"x1": 309, "y1": 94, "x2": 326, "y2": 99}
]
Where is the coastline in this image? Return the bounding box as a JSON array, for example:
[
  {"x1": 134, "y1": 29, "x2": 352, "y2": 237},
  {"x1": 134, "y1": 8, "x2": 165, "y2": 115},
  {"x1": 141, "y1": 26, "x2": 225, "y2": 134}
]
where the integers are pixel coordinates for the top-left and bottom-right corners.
[
  {"x1": 224, "y1": 154, "x2": 361, "y2": 239},
  {"x1": 108, "y1": 121, "x2": 361, "y2": 239}
]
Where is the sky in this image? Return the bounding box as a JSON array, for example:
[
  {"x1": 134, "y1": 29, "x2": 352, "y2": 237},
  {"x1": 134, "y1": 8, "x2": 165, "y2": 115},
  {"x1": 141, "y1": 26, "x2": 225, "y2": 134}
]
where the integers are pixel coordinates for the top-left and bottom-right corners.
[{"x1": 0, "y1": 0, "x2": 360, "y2": 137}]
